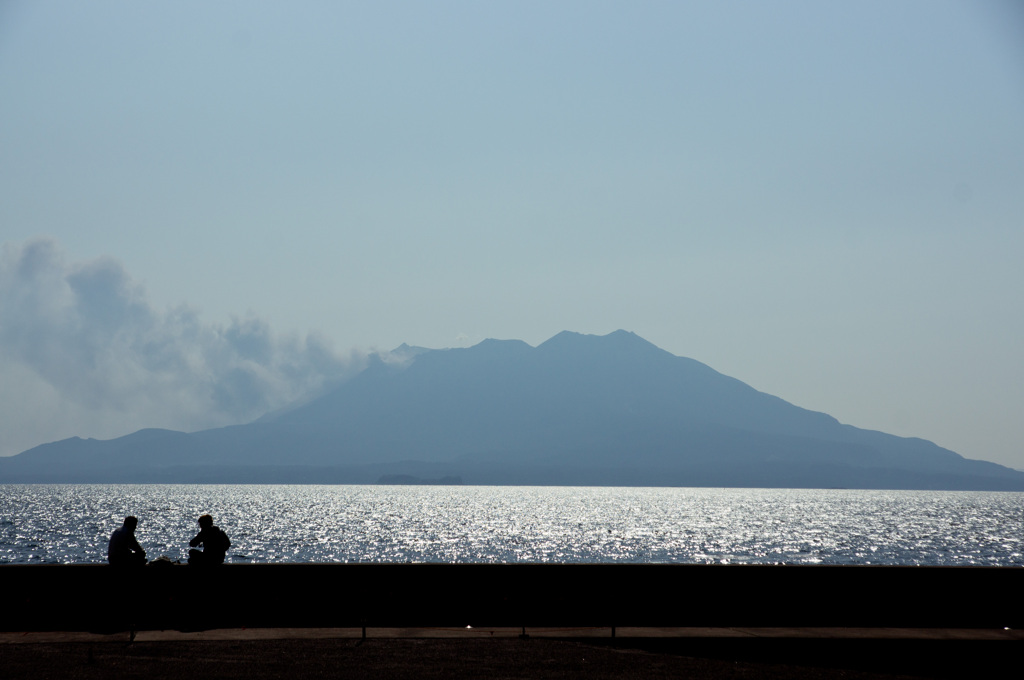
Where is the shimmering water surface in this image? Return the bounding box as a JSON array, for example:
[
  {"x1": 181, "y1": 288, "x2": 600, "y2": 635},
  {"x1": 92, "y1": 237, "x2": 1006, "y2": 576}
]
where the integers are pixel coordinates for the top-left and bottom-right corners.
[{"x1": 1, "y1": 485, "x2": 1022, "y2": 565}]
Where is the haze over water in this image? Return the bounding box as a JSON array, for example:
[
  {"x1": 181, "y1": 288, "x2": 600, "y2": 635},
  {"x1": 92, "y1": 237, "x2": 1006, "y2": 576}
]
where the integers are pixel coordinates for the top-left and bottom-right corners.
[{"x1": 3, "y1": 485, "x2": 1021, "y2": 566}]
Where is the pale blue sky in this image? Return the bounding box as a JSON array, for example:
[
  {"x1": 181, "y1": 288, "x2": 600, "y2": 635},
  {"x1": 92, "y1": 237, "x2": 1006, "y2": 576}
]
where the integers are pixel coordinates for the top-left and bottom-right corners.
[{"x1": 1, "y1": 1, "x2": 1023, "y2": 469}]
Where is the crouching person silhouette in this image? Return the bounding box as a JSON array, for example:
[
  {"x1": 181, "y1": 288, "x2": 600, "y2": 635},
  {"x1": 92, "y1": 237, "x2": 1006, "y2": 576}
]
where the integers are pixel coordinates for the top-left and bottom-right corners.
[
  {"x1": 188, "y1": 514, "x2": 230, "y2": 565},
  {"x1": 108, "y1": 516, "x2": 147, "y2": 566}
]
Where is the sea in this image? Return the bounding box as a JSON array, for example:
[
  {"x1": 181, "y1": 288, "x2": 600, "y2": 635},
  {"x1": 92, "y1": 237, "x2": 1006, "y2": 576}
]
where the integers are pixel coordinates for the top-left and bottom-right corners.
[{"x1": 1, "y1": 485, "x2": 1022, "y2": 566}]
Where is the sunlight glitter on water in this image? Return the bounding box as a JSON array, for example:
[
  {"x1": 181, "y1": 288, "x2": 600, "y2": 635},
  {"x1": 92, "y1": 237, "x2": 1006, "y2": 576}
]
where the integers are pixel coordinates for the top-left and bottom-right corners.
[{"x1": 1, "y1": 484, "x2": 1022, "y2": 565}]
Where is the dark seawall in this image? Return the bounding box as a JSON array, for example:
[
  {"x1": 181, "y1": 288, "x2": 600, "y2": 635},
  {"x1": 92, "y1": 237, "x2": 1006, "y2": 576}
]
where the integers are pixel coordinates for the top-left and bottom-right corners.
[{"x1": 3, "y1": 564, "x2": 1022, "y2": 633}]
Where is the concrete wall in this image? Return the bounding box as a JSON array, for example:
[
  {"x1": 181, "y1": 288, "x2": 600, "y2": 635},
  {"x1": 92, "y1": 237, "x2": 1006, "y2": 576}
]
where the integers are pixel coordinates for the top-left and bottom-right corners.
[{"x1": 3, "y1": 564, "x2": 1021, "y2": 633}]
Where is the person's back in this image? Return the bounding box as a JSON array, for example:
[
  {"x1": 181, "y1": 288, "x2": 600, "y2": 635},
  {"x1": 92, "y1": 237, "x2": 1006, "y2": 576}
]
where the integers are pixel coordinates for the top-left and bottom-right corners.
[
  {"x1": 188, "y1": 514, "x2": 230, "y2": 565},
  {"x1": 197, "y1": 525, "x2": 230, "y2": 563},
  {"x1": 107, "y1": 516, "x2": 146, "y2": 566}
]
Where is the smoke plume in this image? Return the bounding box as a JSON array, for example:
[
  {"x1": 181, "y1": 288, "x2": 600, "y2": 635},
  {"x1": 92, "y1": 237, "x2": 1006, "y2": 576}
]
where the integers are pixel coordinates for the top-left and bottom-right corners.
[{"x1": 0, "y1": 237, "x2": 362, "y2": 456}]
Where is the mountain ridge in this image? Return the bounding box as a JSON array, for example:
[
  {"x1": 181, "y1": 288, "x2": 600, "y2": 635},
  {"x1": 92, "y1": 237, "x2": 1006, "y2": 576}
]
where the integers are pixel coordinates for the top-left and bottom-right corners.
[{"x1": 2, "y1": 330, "x2": 1020, "y2": 489}]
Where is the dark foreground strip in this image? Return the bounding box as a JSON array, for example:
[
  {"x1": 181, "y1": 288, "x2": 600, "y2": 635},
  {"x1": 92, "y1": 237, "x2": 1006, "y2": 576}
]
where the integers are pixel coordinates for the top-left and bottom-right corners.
[
  {"x1": 1, "y1": 636, "x2": 1021, "y2": 680},
  {"x1": 3, "y1": 563, "x2": 1023, "y2": 633}
]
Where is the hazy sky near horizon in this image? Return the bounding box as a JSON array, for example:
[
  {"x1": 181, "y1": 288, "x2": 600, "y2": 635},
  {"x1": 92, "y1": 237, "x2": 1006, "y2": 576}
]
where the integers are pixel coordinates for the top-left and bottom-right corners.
[{"x1": 2, "y1": 1, "x2": 1023, "y2": 469}]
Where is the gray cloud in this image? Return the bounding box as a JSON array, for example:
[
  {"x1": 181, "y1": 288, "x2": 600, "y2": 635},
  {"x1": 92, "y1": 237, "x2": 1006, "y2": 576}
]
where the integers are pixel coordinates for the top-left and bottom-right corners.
[{"x1": 0, "y1": 237, "x2": 364, "y2": 456}]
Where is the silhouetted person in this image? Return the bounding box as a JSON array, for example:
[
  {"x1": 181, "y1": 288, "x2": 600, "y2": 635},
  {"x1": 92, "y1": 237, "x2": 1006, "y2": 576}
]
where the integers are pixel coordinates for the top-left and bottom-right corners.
[
  {"x1": 188, "y1": 514, "x2": 230, "y2": 565},
  {"x1": 107, "y1": 516, "x2": 146, "y2": 566}
]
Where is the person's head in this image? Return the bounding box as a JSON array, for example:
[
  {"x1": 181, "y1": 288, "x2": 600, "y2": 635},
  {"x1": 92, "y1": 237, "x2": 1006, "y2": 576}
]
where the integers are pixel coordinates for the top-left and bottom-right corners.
[
  {"x1": 123, "y1": 516, "x2": 138, "y2": 531},
  {"x1": 198, "y1": 514, "x2": 213, "y2": 529}
]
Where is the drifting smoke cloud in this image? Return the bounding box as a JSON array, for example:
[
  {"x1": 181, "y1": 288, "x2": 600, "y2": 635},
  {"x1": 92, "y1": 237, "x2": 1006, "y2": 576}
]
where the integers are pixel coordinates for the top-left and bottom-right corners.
[{"x1": 0, "y1": 237, "x2": 363, "y2": 456}]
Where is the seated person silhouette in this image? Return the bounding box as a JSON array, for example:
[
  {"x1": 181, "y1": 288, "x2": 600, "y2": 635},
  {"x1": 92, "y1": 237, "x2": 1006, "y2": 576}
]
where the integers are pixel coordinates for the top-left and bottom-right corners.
[
  {"x1": 188, "y1": 514, "x2": 231, "y2": 565},
  {"x1": 107, "y1": 516, "x2": 146, "y2": 566}
]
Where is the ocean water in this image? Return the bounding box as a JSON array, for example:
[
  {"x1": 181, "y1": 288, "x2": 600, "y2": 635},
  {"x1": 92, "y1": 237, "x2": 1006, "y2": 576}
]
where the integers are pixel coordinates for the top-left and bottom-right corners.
[{"x1": 1, "y1": 484, "x2": 1022, "y2": 566}]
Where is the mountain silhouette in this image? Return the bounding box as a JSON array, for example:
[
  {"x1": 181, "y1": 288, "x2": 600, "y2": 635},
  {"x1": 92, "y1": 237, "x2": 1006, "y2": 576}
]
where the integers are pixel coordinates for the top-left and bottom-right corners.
[{"x1": 2, "y1": 330, "x2": 1021, "y2": 489}]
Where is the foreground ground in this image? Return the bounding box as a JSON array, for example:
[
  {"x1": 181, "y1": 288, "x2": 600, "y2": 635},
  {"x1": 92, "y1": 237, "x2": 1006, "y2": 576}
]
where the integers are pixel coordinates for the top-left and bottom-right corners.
[{"x1": 2, "y1": 627, "x2": 1021, "y2": 679}]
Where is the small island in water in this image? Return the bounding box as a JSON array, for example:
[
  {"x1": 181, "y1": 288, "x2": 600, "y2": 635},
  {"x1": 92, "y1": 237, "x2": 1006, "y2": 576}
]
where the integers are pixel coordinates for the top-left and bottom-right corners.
[{"x1": 377, "y1": 475, "x2": 463, "y2": 486}]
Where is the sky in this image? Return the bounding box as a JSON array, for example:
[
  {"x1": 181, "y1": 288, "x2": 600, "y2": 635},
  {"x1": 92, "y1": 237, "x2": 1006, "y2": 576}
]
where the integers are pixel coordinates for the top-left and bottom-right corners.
[{"x1": 1, "y1": 1, "x2": 1023, "y2": 469}]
